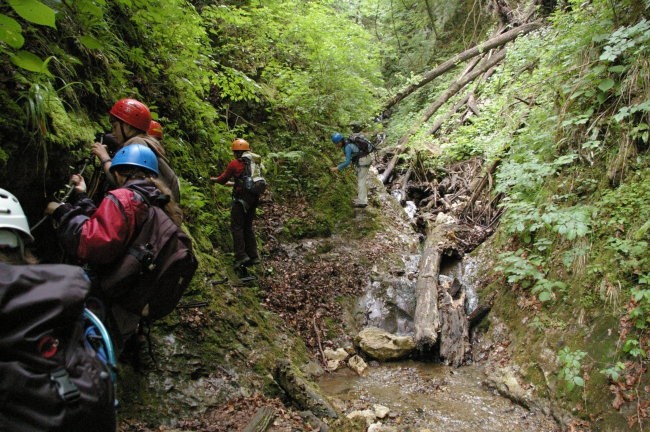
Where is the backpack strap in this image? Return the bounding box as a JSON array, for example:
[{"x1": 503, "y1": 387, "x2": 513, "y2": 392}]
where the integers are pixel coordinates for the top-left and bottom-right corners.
[{"x1": 51, "y1": 318, "x2": 86, "y2": 403}]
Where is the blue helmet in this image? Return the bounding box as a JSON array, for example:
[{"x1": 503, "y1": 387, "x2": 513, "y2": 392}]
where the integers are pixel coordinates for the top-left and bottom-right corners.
[
  {"x1": 331, "y1": 132, "x2": 344, "y2": 144},
  {"x1": 110, "y1": 144, "x2": 159, "y2": 177}
]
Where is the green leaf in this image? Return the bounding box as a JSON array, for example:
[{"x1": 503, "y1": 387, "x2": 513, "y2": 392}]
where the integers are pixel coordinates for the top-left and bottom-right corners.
[
  {"x1": 0, "y1": 13, "x2": 24, "y2": 48},
  {"x1": 608, "y1": 65, "x2": 626, "y2": 73},
  {"x1": 78, "y1": 35, "x2": 103, "y2": 50},
  {"x1": 597, "y1": 78, "x2": 615, "y2": 92},
  {"x1": 10, "y1": 50, "x2": 52, "y2": 75},
  {"x1": 538, "y1": 291, "x2": 553, "y2": 302},
  {"x1": 8, "y1": 0, "x2": 56, "y2": 28}
]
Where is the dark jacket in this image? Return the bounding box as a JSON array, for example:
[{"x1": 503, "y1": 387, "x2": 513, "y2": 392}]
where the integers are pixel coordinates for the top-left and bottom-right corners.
[{"x1": 52, "y1": 180, "x2": 165, "y2": 268}]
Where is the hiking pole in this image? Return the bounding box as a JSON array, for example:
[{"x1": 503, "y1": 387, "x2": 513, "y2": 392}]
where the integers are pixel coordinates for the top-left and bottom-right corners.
[{"x1": 30, "y1": 156, "x2": 93, "y2": 232}]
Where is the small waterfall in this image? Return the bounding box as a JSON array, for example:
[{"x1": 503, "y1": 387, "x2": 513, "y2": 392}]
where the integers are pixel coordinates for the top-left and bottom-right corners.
[{"x1": 357, "y1": 253, "x2": 420, "y2": 335}]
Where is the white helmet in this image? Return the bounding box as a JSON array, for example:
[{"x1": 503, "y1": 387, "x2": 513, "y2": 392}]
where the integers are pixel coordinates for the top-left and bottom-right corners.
[{"x1": 0, "y1": 188, "x2": 34, "y2": 243}]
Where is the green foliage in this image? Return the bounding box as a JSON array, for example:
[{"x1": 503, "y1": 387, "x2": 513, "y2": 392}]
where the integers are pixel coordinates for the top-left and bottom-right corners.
[
  {"x1": 203, "y1": 1, "x2": 383, "y2": 128},
  {"x1": 495, "y1": 249, "x2": 567, "y2": 302},
  {"x1": 601, "y1": 361, "x2": 626, "y2": 382},
  {"x1": 1, "y1": 0, "x2": 56, "y2": 74},
  {"x1": 557, "y1": 347, "x2": 587, "y2": 392}
]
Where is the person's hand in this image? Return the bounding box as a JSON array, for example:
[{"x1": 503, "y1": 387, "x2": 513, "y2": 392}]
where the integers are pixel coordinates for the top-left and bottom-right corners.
[
  {"x1": 91, "y1": 142, "x2": 110, "y2": 162},
  {"x1": 70, "y1": 174, "x2": 87, "y2": 193},
  {"x1": 45, "y1": 202, "x2": 62, "y2": 215},
  {"x1": 209, "y1": 176, "x2": 218, "y2": 182},
  {"x1": 330, "y1": 166, "x2": 339, "y2": 173}
]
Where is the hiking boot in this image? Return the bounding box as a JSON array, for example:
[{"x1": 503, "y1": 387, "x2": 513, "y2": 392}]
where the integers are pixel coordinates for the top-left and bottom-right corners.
[
  {"x1": 245, "y1": 257, "x2": 261, "y2": 266},
  {"x1": 234, "y1": 257, "x2": 251, "y2": 268}
]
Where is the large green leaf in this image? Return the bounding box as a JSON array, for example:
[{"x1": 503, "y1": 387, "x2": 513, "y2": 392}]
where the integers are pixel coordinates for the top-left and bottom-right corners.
[
  {"x1": 10, "y1": 50, "x2": 52, "y2": 75},
  {"x1": 78, "y1": 35, "x2": 103, "y2": 50},
  {"x1": 0, "y1": 13, "x2": 24, "y2": 48},
  {"x1": 8, "y1": 0, "x2": 56, "y2": 28}
]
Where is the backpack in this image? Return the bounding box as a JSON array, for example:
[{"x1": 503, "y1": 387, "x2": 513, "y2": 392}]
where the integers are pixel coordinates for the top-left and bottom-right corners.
[
  {"x1": 349, "y1": 133, "x2": 376, "y2": 157},
  {"x1": 238, "y1": 153, "x2": 267, "y2": 197},
  {"x1": 99, "y1": 189, "x2": 198, "y2": 321},
  {"x1": 0, "y1": 263, "x2": 116, "y2": 432}
]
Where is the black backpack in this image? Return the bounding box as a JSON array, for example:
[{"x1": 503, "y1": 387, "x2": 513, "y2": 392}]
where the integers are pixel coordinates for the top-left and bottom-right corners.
[
  {"x1": 0, "y1": 263, "x2": 116, "y2": 432},
  {"x1": 349, "y1": 133, "x2": 376, "y2": 157},
  {"x1": 99, "y1": 190, "x2": 198, "y2": 321}
]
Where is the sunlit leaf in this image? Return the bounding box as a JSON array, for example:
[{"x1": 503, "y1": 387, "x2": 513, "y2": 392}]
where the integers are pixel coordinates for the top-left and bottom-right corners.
[
  {"x1": 78, "y1": 35, "x2": 103, "y2": 49},
  {"x1": 0, "y1": 13, "x2": 24, "y2": 48},
  {"x1": 8, "y1": 0, "x2": 56, "y2": 28},
  {"x1": 10, "y1": 50, "x2": 52, "y2": 75}
]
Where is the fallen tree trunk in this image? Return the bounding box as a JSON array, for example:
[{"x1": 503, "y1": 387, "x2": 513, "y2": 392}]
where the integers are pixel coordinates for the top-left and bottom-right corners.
[
  {"x1": 438, "y1": 290, "x2": 470, "y2": 367},
  {"x1": 413, "y1": 232, "x2": 442, "y2": 352},
  {"x1": 382, "y1": 50, "x2": 505, "y2": 184},
  {"x1": 383, "y1": 22, "x2": 542, "y2": 111},
  {"x1": 418, "y1": 49, "x2": 506, "y2": 126},
  {"x1": 414, "y1": 223, "x2": 486, "y2": 357}
]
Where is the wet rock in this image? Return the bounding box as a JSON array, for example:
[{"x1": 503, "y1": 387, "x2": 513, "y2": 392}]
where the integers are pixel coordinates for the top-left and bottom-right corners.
[
  {"x1": 301, "y1": 360, "x2": 325, "y2": 379},
  {"x1": 484, "y1": 365, "x2": 533, "y2": 408},
  {"x1": 274, "y1": 359, "x2": 338, "y2": 418},
  {"x1": 324, "y1": 347, "x2": 349, "y2": 362},
  {"x1": 373, "y1": 404, "x2": 390, "y2": 419},
  {"x1": 348, "y1": 355, "x2": 368, "y2": 375},
  {"x1": 326, "y1": 359, "x2": 341, "y2": 372},
  {"x1": 354, "y1": 326, "x2": 416, "y2": 361},
  {"x1": 346, "y1": 408, "x2": 376, "y2": 425}
]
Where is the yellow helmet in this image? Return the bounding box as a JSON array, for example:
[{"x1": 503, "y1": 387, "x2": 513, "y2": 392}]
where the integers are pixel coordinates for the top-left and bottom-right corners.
[{"x1": 231, "y1": 138, "x2": 250, "y2": 151}]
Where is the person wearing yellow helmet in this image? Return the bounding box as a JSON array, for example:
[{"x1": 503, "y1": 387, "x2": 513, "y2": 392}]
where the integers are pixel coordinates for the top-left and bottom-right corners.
[{"x1": 210, "y1": 138, "x2": 261, "y2": 269}]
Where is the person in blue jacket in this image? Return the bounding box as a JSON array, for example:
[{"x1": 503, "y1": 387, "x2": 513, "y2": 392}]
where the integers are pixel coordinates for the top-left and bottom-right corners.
[{"x1": 329, "y1": 132, "x2": 371, "y2": 207}]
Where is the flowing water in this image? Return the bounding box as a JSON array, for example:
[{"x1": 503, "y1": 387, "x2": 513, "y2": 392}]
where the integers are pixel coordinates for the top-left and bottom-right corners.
[
  {"x1": 319, "y1": 361, "x2": 559, "y2": 431},
  {"x1": 328, "y1": 206, "x2": 559, "y2": 431}
]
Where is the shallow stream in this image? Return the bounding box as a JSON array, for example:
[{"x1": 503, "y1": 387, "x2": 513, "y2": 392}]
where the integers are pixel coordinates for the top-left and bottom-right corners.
[{"x1": 319, "y1": 361, "x2": 560, "y2": 431}]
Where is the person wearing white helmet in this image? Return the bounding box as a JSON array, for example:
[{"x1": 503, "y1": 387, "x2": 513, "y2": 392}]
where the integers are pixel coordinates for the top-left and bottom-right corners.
[
  {"x1": 0, "y1": 189, "x2": 117, "y2": 431},
  {"x1": 0, "y1": 188, "x2": 36, "y2": 264}
]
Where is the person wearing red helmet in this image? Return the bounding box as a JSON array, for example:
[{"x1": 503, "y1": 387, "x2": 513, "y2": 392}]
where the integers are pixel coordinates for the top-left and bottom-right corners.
[
  {"x1": 147, "y1": 120, "x2": 164, "y2": 140},
  {"x1": 91, "y1": 98, "x2": 180, "y2": 204},
  {"x1": 210, "y1": 138, "x2": 261, "y2": 269}
]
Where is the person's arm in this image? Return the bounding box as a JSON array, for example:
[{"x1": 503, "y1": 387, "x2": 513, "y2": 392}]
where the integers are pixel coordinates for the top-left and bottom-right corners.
[
  {"x1": 337, "y1": 144, "x2": 354, "y2": 170},
  {"x1": 52, "y1": 189, "x2": 137, "y2": 265},
  {"x1": 210, "y1": 160, "x2": 238, "y2": 185}
]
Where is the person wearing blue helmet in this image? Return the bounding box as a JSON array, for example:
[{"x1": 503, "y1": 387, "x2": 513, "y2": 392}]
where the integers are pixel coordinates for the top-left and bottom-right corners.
[
  {"x1": 45, "y1": 144, "x2": 181, "y2": 355},
  {"x1": 329, "y1": 132, "x2": 372, "y2": 208}
]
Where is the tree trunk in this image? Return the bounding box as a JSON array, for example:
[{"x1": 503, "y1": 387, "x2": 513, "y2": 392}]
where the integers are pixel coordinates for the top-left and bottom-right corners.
[
  {"x1": 438, "y1": 290, "x2": 470, "y2": 367},
  {"x1": 383, "y1": 22, "x2": 541, "y2": 110},
  {"x1": 383, "y1": 49, "x2": 506, "y2": 183},
  {"x1": 418, "y1": 49, "x2": 506, "y2": 126},
  {"x1": 414, "y1": 235, "x2": 442, "y2": 352}
]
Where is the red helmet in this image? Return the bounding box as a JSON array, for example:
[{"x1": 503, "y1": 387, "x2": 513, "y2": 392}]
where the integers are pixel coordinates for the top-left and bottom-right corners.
[
  {"x1": 109, "y1": 98, "x2": 151, "y2": 132},
  {"x1": 148, "y1": 120, "x2": 163, "y2": 139}
]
